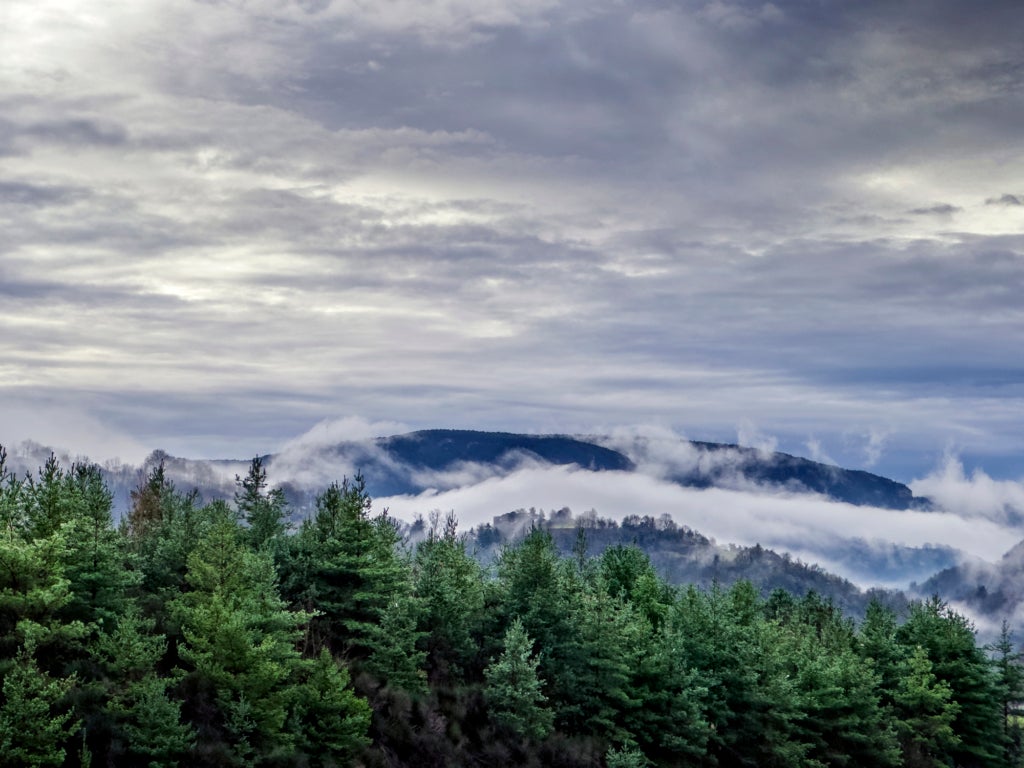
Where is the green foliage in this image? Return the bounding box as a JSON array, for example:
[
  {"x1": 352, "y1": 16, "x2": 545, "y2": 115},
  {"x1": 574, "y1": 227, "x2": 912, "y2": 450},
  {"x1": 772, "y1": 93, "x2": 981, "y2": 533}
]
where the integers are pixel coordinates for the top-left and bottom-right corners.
[
  {"x1": 484, "y1": 617, "x2": 553, "y2": 741},
  {"x1": 283, "y1": 475, "x2": 411, "y2": 666},
  {"x1": 605, "y1": 744, "x2": 652, "y2": 768},
  {"x1": 859, "y1": 598, "x2": 903, "y2": 698},
  {"x1": 3, "y1": 447, "x2": 1024, "y2": 768},
  {"x1": 992, "y1": 620, "x2": 1024, "y2": 767},
  {"x1": 620, "y1": 606, "x2": 708, "y2": 763},
  {"x1": 125, "y1": 465, "x2": 208, "y2": 622},
  {"x1": 672, "y1": 582, "x2": 808, "y2": 767},
  {"x1": 363, "y1": 591, "x2": 427, "y2": 694},
  {"x1": 93, "y1": 607, "x2": 192, "y2": 767},
  {"x1": 0, "y1": 528, "x2": 76, "y2": 660},
  {"x1": 171, "y1": 508, "x2": 312, "y2": 762},
  {"x1": 898, "y1": 596, "x2": 1005, "y2": 768},
  {"x1": 0, "y1": 637, "x2": 79, "y2": 768},
  {"x1": 57, "y1": 464, "x2": 139, "y2": 631},
  {"x1": 413, "y1": 511, "x2": 486, "y2": 683},
  {"x1": 235, "y1": 456, "x2": 288, "y2": 551},
  {"x1": 893, "y1": 645, "x2": 960, "y2": 767},
  {"x1": 292, "y1": 650, "x2": 372, "y2": 766},
  {"x1": 599, "y1": 545, "x2": 672, "y2": 628},
  {"x1": 106, "y1": 674, "x2": 193, "y2": 768}
]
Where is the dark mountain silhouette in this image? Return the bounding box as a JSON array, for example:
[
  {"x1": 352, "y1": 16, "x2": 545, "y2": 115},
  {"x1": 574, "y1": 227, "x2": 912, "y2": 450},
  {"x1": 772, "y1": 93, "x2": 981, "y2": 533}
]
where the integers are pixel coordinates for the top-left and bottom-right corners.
[
  {"x1": 678, "y1": 441, "x2": 931, "y2": 510},
  {"x1": 915, "y1": 539, "x2": 1024, "y2": 621},
  {"x1": 266, "y1": 429, "x2": 930, "y2": 510},
  {"x1": 380, "y1": 429, "x2": 635, "y2": 472}
]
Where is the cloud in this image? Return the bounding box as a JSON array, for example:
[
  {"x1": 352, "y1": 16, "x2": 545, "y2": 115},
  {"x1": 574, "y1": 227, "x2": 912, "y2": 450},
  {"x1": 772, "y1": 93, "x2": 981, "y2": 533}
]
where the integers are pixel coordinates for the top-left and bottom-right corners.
[
  {"x1": 278, "y1": 416, "x2": 410, "y2": 453},
  {"x1": 0, "y1": 400, "x2": 149, "y2": 465},
  {"x1": 736, "y1": 421, "x2": 778, "y2": 456},
  {"x1": 699, "y1": 1, "x2": 785, "y2": 31},
  {"x1": 910, "y1": 454, "x2": 1024, "y2": 524},
  {"x1": 862, "y1": 428, "x2": 889, "y2": 468},
  {"x1": 908, "y1": 203, "x2": 961, "y2": 215},
  {"x1": 378, "y1": 463, "x2": 1024, "y2": 587},
  {"x1": 267, "y1": 417, "x2": 410, "y2": 489},
  {"x1": 804, "y1": 437, "x2": 835, "y2": 466},
  {"x1": 986, "y1": 193, "x2": 1023, "y2": 206},
  {"x1": 3, "y1": 0, "x2": 1024, "y2": 479}
]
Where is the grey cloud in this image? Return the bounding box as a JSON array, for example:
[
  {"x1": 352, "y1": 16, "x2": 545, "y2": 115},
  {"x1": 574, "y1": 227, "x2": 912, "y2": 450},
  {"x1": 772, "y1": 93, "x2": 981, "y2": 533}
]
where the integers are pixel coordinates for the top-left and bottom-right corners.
[
  {"x1": 0, "y1": 181, "x2": 84, "y2": 206},
  {"x1": 22, "y1": 118, "x2": 129, "y2": 147},
  {"x1": 987, "y1": 193, "x2": 1023, "y2": 206},
  {"x1": 4, "y1": 0, "x2": 1024, "y2": 480},
  {"x1": 909, "y1": 203, "x2": 961, "y2": 215}
]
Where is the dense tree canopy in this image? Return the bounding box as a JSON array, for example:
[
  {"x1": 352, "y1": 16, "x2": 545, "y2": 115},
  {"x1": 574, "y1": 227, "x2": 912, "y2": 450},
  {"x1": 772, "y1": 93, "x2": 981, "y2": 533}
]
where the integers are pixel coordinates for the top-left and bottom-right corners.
[{"x1": 0, "y1": 447, "x2": 1022, "y2": 767}]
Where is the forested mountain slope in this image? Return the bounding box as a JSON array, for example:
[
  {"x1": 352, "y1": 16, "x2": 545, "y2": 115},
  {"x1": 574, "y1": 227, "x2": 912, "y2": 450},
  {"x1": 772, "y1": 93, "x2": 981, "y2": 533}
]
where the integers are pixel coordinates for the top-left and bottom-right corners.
[{"x1": 1, "y1": 448, "x2": 1021, "y2": 768}]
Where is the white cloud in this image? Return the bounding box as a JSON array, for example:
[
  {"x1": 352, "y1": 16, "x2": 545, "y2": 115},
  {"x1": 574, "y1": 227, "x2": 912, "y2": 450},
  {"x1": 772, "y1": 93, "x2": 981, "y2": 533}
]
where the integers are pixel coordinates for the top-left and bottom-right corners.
[
  {"x1": 911, "y1": 454, "x2": 1024, "y2": 524},
  {"x1": 278, "y1": 416, "x2": 409, "y2": 452},
  {"x1": 862, "y1": 428, "x2": 889, "y2": 468},
  {"x1": 379, "y1": 464, "x2": 1024, "y2": 584},
  {"x1": 266, "y1": 417, "x2": 410, "y2": 489},
  {"x1": 0, "y1": 401, "x2": 148, "y2": 465},
  {"x1": 736, "y1": 420, "x2": 778, "y2": 456},
  {"x1": 805, "y1": 437, "x2": 835, "y2": 466}
]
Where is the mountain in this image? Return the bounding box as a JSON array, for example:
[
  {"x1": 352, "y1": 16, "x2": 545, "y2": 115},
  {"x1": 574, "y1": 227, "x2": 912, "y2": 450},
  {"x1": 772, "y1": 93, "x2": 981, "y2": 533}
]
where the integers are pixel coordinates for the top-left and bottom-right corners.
[
  {"x1": 676, "y1": 441, "x2": 931, "y2": 510},
  {"x1": 915, "y1": 539, "x2": 1024, "y2": 621},
  {"x1": 0, "y1": 428, "x2": 973, "y2": 618},
  {"x1": 455, "y1": 507, "x2": 907, "y2": 620},
  {"x1": 264, "y1": 429, "x2": 931, "y2": 510},
  {"x1": 275, "y1": 429, "x2": 635, "y2": 498}
]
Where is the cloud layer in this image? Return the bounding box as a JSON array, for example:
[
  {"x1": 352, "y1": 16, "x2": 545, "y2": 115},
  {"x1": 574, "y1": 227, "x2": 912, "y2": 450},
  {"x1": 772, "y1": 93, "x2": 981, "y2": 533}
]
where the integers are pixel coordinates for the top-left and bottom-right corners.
[
  {"x1": 377, "y1": 463, "x2": 1017, "y2": 588},
  {"x1": 3, "y1": 0, "x2": 1024, "y2": 478}
]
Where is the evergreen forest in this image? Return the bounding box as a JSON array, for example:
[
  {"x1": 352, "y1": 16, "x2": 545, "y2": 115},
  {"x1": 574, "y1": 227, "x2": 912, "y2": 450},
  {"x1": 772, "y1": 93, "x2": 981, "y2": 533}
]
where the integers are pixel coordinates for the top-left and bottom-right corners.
[{"x1": 2, "y1": 447, "x2": 1023, "y2": 768}]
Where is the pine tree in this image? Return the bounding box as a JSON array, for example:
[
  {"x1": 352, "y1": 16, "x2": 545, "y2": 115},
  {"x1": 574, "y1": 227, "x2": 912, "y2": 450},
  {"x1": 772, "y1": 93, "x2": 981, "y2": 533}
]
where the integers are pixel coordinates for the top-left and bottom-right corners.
[
  {"x1": 672, "y1": 582, "x2": 807, "y2": 767},
  {"x1": 57, "y1": 463, "x2": 138, "y2": 631},
  {"x1": 604, "y1": 744, "x2": 651, "y2": 768},
  {"x1": 282, "y1": 476, "x2": 410, "y2": 666},
  {"x1": 93, "y1": 607, "x2": 192, "y2": 767},
  {"x1": 25, "y1": 454, "x2": 73, "y2": 540},
  {"x1": 599, "y1": 545, "x2": 673, "y2": 629},
  {"x1": 171, "y1": 508, "x2": 316, "y2": 762},
  {"x1": 623, "y1": 605, "x2": 709, "y2": 764},
  {"x1": 235, "y1": 457, "x2": 288, "y2": 551},
  {"x1": 124, "y1": 460, "x2": 177, "y2": 544},
  {"x1": 991, "y1": 620, "x2": 1024, "y2": 767},
  {"x1": 897, "y1": 597, "x2": 1003, "y2": 768},
  {"x1": 292, "y1": 650, "x2": 372, "y2": 766},
  {"x1": 858, "y1": 598, "x2": 903, "y2": 705},
  {"x1": 0, "y1": 528, "x2": 82, "y2": 666},
  {"x1": 484, "y1": 617, "x2": 553, "y2": 741},
  {"x1": 0, "y1": 636, "x2": 79, "y2": 767},
  {"x1": 363, "y1": 592, "x2": 427, "y2": 694},
  {"x1": 413, "y1": 512, "x2": 485, "y2": 683},
  {"x1": 894, "y1": 645, "x2": 960, "y2": 768}
]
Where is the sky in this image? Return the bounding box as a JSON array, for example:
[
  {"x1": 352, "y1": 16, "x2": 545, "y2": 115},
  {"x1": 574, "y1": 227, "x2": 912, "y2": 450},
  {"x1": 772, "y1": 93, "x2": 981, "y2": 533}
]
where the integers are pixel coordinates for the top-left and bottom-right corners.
[{"x1": 2, "y1": 0, "x2": 1024, "y2": 483}]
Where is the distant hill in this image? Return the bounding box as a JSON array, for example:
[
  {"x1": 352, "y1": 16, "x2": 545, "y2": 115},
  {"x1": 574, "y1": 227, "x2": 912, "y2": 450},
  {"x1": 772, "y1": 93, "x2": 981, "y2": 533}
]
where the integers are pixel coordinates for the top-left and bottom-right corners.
[
  {"x1": 266, "y1": 429, "x2": 930, "y2": 510},
  {"x1": 453, "y1": 508, "x2": 907, "y2": 620},
  {"x1": 916, "y1": 539, "x2": 1024, "y2": 620},
  {"x1": 676, "y1": 441, "x2": 931, "y2": 510},
  {"x1": 32, "y1": 428, "x2": 929, "y2": 514}
]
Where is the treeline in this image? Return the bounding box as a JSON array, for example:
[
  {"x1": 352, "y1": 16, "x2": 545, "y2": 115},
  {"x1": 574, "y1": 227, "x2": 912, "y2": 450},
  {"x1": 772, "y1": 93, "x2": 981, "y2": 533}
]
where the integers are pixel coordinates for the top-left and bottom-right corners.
[
  {"x1": 466, "y1": 508, "x2": 898, "y2": 621},
  {"x1": 1, "y1": 449, "x2": 1022, "y2": 768}
]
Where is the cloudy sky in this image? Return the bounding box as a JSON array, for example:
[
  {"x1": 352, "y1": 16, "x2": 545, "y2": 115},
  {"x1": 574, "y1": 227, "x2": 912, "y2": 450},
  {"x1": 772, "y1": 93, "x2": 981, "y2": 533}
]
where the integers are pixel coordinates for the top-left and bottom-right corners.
[{"x1": 3, "y1": 0, "x2": 1024, "y2": 482}]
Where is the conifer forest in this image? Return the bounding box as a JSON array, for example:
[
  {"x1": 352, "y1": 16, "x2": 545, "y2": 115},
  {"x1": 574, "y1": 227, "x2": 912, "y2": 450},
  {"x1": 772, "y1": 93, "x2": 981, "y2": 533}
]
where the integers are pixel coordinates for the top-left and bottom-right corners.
[{"x1": 2, "y1": 447, "x2": 1023, "y2": 768}]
